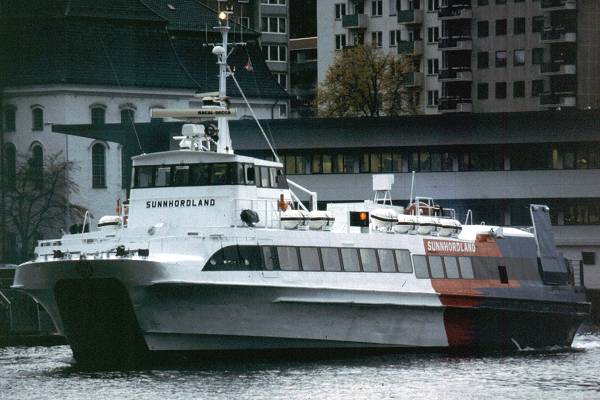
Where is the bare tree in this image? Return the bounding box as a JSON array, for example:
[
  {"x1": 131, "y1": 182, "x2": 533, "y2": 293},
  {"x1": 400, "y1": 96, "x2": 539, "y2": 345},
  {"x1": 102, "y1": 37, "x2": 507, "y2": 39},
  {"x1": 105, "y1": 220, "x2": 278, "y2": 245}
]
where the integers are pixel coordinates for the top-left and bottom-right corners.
[
  {"x1": 315, "y1": 44, "x2": 420, "y2": 117},
  {"x1": 4, "y1": 152, "x2": 85, "y2": 261}
]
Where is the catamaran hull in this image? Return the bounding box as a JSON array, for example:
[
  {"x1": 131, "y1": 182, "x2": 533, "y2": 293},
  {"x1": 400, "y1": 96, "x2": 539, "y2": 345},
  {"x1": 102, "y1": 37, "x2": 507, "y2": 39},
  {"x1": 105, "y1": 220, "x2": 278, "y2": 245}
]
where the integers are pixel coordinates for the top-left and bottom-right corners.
[{"x1": 14, "y1": 260, "x2": 587, "y2": 366}]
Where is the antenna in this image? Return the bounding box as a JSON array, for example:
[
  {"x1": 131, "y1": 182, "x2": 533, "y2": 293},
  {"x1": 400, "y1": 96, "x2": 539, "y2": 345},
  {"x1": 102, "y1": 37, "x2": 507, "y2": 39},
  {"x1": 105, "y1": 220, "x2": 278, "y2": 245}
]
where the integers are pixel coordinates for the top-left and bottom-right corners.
[{"x1": 409, "y1": 171, "x2": 416, "y2": 206}]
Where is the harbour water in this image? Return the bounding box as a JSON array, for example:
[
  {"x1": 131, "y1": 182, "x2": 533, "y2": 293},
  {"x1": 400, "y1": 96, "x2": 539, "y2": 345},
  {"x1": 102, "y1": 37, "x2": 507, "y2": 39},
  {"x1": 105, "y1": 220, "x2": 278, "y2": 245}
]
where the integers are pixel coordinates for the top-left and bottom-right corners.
[{"x1": 1, "y1": 328, "x2": 599, "y2": 400}]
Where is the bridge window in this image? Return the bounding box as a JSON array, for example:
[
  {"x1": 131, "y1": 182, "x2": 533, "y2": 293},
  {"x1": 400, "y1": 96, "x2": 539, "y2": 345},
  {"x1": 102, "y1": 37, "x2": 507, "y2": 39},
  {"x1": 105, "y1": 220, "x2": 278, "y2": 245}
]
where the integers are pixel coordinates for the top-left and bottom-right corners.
[
  {"x1": 260, "y1": 166, "x2": 270, "y2": 187},
  {"x1": 190, "y1": 164, "x2": 210, "y2": 185},
  {"x1": 173, "y1": 166, "x2": 189, "y2": 186},
  {"x1": 154, "y1": 166, "x2": 171, "y2": 187},
  {"x1": 211, "y1": 163, "x2": 229, "y2": 185}
]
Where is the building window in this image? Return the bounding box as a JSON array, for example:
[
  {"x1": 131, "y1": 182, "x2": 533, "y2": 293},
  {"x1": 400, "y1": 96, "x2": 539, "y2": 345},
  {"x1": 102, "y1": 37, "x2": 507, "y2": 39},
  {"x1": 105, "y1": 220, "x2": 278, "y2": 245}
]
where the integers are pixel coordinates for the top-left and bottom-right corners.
[
  {"x1": 427, "y1": 0, "x2": 439, "y2": 11},
  {"x1": 496, "y1": 0, "x2": 506, "y2": 4},
  {"x1": 335, "y1": 3, "x2": 346, "y2": 19},
  {"x1": 513, "y1": 81, "x2": 525, "y2": 98},
  {"x1": 261, "y1": 16, "x2": 286, "y2": 33},
  {"x1": 278, "y1": 104, "x2": 287, "y2": 118},
  {"x1": 530, "y1": 48, "x2": 544, "y2": 66},
  {"x1": 513, "y1": 49, "x2": 525, "y2": 66},
  {"x1": 31, "y1": 143, "x2": 43, "y2": 188},
  {"x1": 371, "y1": 31, "x2": 383, "y2": 47},
  {"x1": 495, "y1": 19, "x2": 507, "y2": 36},
  {"x1": 532, "y1": 79, "x2": 545, "y2": 96},
  {"x1": 514, "y1": 17, "x2": 525, "y2": 34},
  {"x1": 478, "y1": 52, "x2": 489, "y2": 69},
  {"x1": 495, "y1": 51, "x2": 507, "y2": 67},
  {"x1": 564, "y1": 202, "x2": 600, "y2": 225},
  {"x1": 477, "y1": 0, "x2": 489, "y2": 5},
  {"x1": 120, "y1": 109, "x2": 135, "y2": 126},
  {"x1": 275, "y1": 73, "x2": 287, "y2": 89},
  {"x1": 335, "y1": 34, "x2": 347, "y2": 50},
  {"x1": 389, "y1": 0, "x2": 398, "y2": 15},
  {"x1": 32, "y1": 107, "x2": 44, "y2": 131},
  {"x1": 261, "y1": 0, "x2": 286, "y2": 4},
  {"x1": 371, "y1": 0, "x2": 383, "y2": 16},
  {"x1": 91, "y1": 106, "x2": 106, "y2": 126},
  {"x1": 4, "y1": 142, "x2": 16, "y2": 190},
  {"x1": 427, "y1": 58, "x2": 439, "y2": 75},
  {"x1": 389, "y1": 30, "x2": 400, "y2": 47},
  {"x1": 427, "y1": 27, "x2": 439, "y2": 43},
  {"x1": 582, "y1": 252, "x2": 596, "y2": 265},
  {"x1": 92, "y1": 143, "x2": 106, "y2": 188},
  {"x1": 478, "y1": 83, "x2": 489, "y2": 100},
  {"x1": 495, "y1": 82, "x2": 507, "y2": 99},
  {"x1": 239, "y1": 17, "x2": 250, "y2": 29},
  {"x1": 427, "y1": 90, "x2": 439, "y2": 106},
  {"x1": 532, "y1": 16, "x2": 544, "y2": 33},
  {"x1": 4, "y1": 107, "x2": 16, "y2": 132},
  {"x1": 477, "y1": 21, "x2": 489, "y2": 38},
  {"x1": 262, "y1": 45, "x2": 287, "y2": 61}
]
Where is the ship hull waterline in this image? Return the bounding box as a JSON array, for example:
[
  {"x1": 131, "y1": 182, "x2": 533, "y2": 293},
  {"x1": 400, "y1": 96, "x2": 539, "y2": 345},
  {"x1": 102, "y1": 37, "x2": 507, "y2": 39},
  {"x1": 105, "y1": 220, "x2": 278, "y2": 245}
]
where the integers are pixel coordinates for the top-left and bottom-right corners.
[{"x1": 14, "y1": 259, "x2": 587, "y2": 366}]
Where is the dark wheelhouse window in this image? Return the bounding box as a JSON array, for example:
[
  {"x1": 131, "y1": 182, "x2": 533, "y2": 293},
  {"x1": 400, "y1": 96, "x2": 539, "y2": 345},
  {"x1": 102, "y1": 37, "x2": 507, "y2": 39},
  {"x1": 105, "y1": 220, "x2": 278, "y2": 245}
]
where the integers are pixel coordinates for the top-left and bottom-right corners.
[
  {"x1": 173, "y1": 166, "x2": 189, "y2": 186},
  {"x1": 211, "y1": 163, "x2": 229, "y2": 185},
  {"x1": 155, "y1": 166, "x2": 171, "y2": 187},
  {"x1": 190, "y1": 164, "x2": 210, "y2": 185},
  {"x1": 135, "y1": 166, "x2": 154, "y2": 188},
  {"x1": 204, "y1": 245, "x2": 262, "y2": 270}
]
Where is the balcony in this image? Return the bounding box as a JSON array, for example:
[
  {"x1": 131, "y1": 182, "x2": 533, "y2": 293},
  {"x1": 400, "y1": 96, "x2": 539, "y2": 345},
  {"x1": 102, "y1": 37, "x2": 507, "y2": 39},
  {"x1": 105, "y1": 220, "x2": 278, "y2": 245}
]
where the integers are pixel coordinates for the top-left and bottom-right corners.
[
  {"x1": 397, "y1": 40, "x2": 424, "y2": 56},
  {"x1": 540, "y1": 92, "x2": 576, "y2": 108},
  {"x1": 438, "y1": 36, "x2": 472, "y2": 51},
  {"x1": 342, "y1": 14, "x2": 368, "y2": 29},
  {"x1": 438, "y1": 97, "x2": 472, "y2": 113},
  {"x1": 541, "y1": 0, "x2": 577, "y2": 11},
  {"x1": 438, "y1": 5, "x2": 472, "y2": 20},
  {"x1": 541, "y1": 27, "x2": 576, "y2": 43},
  {"x1": 397, "y1": 9, "x2": 423, "y2": 25},
  {"x1": 438, "y1": 68, "x2": 472, "y2": 82},
  {"x1": 402, "y1": 72, "x2": 424, "y2": 88},
  {"x1": 540, "y1": 62, "x2": 576, "y2": 75}
]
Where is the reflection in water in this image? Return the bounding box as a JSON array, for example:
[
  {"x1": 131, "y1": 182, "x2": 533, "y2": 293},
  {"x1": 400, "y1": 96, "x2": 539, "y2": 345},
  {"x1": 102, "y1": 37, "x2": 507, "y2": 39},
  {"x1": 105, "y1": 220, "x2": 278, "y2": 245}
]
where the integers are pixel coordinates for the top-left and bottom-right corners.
[{"x1": 1, "y1": 330, "x2": 600, "y2": 400}]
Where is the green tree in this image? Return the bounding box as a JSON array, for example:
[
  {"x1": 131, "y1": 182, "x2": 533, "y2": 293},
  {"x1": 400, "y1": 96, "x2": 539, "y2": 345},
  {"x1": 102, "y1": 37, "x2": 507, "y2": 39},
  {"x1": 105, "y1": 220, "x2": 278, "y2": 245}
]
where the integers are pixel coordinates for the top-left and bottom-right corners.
[
  {"x1": 315, "y1": 44, "x2": 420, "y2": 117},
  {"x1": 4, "y1": 152, "x2": 85, "y2": 262}
]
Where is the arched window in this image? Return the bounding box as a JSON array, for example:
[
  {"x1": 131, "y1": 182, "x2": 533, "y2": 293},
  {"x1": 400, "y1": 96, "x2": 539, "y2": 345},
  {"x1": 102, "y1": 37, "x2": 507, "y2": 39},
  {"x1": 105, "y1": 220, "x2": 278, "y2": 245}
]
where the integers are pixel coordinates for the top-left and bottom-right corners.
[
  {"x1": 4, "y1": 142, "x2": 16, "y2": 190},
  {"x1": 120, "y1": 108, "x2": 135, "y2": 126},
  {"x1": 91, "y1": 106, "x2": 106, "y2": 126},
  {"x1": 4, "y1": 107, "x2": 16, "y2": 132},
  {"x1": 92, "y1": 143, "x2": 106, "y2": 188},
  {"x1": 32, "y1": 107, "x2": 44, "y2": 131},
  {"x1": 31, "y1": 144, "x2": 43, "y2": 188}
]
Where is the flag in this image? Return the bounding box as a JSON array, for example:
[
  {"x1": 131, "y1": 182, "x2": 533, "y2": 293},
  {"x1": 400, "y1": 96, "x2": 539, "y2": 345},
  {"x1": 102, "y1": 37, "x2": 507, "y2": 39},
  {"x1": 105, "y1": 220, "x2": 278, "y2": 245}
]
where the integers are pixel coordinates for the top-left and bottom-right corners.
[{"x1": 244, "y1": 56, "x2": 253, "y2": 72}]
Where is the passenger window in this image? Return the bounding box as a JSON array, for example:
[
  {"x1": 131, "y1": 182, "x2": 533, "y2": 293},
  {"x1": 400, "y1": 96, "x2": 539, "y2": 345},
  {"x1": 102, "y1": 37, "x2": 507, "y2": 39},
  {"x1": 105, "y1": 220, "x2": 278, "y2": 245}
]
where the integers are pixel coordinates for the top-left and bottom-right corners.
[
  {"x1": 413, "y1": 255, "x2": 430, "y2": 278},
  {"x1": 245, "y1": 164, "x2": 255, "y2": 185},
  {"x1": 260, "y1": 166, "x2": 270, "y2": 187},
  {"x1": 321, "y1": 248, "x2": 342, "y2": 271},
  {"x1": 395, "y1": 249, "x2": 413, "y2": 273},
  {"x1": 135, "y1": 166, "x2": 154, "y2": 188},
  {"x1": 277, "y1": 246, "x2": 300, "y2": 270},
  {"x1": 211, "y1": 163, "x2": 229, "y2": 185},
  {"x1": 378, "y1": 249, "x2": 396, "y2": 272},
  {"x1": 262, "y1": 246, "x2": 277, "y2": 270},
  {"x1": 190, "y1": 164, "x2": 210, "y2": 185},
  {"x1": 429, "y1": 256, "x2": 445, "y2": 278},
  {"x1": 459, "y1": 257, "x2": 474, "y2": 279},
  {"x1": 238, "y1": 246, "x2": 262, "y2": 269},
  {"x1": 269, "y1": 168, "x2": 277, "y2": 188},
  {"x1": 173, "y1": 165, "x2": 189, "y2": 186},
  {"x1": 154, "y1": 166, "x2": 171, "y2": 187},
  {"x1": 299, "y1": 247, "x2": 321, "y2": 271},
  {"x1": 444, "y1": 256, "x2": 460, "y2": 278},
  {"x1": 360, "y1": 248, "x2": 379, "y2": 272},
  {"x1": 341, "y1": 248, "x2": 361, "y2": 272}
]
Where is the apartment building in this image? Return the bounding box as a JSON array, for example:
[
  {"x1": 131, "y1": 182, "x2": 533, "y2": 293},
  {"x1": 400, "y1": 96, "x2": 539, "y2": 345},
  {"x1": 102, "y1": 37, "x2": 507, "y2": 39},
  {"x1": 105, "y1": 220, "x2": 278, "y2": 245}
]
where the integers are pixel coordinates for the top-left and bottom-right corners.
[{"x1": 317, "y1": 0, "x2": 600, "y2": 114}]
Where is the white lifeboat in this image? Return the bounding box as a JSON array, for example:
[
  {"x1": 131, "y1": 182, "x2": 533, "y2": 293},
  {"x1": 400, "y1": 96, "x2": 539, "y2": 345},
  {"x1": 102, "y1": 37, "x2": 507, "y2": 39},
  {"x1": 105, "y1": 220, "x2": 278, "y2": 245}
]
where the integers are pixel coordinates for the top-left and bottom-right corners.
[
  {"x1": 308, "y1": 210, "x2": 335, "y2": 230},
  {"x1": 370, "y1": 208, "x2": 398, "y2": 232},
  {"x1": 97, "y1": 215, "x2": 122, "y2": 231},
  {"x1": 439, "y1": 219, "x2": 462, "y2": 236},
  {"x1": 395, "y1": 214, "x2": 418, "y2": 233},
  {"x1": 280, "y1": 210, "x2": 309, "y2": 229},
  {"x1": 416, "y1": 216, "x2": 441, "y2": 235}
]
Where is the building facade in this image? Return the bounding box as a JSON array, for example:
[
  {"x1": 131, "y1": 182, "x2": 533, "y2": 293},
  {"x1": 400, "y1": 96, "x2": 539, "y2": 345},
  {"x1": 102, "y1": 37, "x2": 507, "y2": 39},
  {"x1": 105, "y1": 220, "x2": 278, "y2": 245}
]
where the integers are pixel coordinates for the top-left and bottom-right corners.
[
  {"x1": 317, "y1": 0, "x2": 600, "y2": 114},
  {"x1": 0, "y1": 0, "x2": 289, "y2": 262}
]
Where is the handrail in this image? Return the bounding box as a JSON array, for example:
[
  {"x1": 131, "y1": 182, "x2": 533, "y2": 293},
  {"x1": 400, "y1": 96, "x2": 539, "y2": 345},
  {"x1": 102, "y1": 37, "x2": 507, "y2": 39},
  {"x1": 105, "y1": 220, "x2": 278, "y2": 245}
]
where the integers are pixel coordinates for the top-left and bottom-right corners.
[
  {"x1": 464, "y1": 209, "x2": 473, "y2": 225},
  {"x1": 287, "y1": 179, "x2": 317, "y2": 211},
  {"x1": 0, "y1": 290, "x2": 13, "y2": 331}
]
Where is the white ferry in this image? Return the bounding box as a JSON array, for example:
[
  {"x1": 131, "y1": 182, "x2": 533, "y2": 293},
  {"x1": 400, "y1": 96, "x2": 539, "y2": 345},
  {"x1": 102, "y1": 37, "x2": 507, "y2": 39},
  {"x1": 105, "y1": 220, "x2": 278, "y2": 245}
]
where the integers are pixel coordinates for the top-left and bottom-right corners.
[{"x1": 13, "y1": 11, "x2": 589, "y2": 366}]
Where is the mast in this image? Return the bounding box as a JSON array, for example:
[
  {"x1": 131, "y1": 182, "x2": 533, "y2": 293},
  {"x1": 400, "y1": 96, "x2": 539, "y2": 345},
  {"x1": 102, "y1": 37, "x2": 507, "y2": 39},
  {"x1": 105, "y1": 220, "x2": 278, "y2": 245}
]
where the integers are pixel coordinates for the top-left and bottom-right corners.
[{"x1": 213, "y1": 11, "x2": 233, "y2": 154}]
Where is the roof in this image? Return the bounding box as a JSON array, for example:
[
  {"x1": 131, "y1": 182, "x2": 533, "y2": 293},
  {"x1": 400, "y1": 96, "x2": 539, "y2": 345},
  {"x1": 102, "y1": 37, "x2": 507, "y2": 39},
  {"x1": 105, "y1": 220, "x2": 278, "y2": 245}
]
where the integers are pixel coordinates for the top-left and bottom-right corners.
[
  {"x1": 52, "y1": 110, "x2": 600, "y2": 152},
  {"x1": 0, "y1": 1, "x2": 286, "y2": 98}
]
